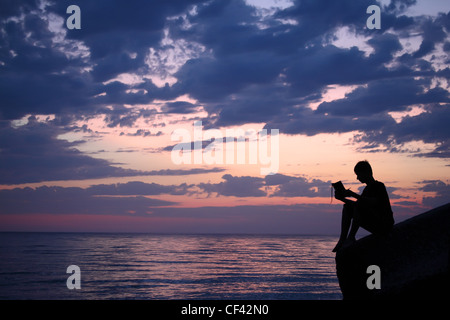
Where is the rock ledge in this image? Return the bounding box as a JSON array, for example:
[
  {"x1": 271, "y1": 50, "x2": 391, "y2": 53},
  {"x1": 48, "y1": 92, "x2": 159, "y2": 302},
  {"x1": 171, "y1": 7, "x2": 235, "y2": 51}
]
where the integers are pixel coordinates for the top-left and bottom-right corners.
[{"x1": 335, "y1": 202, "x2": 450, "y2": 299}]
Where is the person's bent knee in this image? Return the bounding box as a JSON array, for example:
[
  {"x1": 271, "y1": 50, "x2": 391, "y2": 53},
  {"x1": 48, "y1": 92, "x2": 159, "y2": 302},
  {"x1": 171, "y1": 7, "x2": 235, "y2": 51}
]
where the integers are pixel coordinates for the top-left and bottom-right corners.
[
  {"x1": 343, "y1": 203, "x2": 350, "y2": 212},
  {"x1": 343, "y1": 203, "x2": 355, "y2": 217},
  {"x1": 352, "y1": 207, "x2": 362, "y2": 222},
  {"x1": 343, "y1": 202, "x2": 355, "y2": 210}
]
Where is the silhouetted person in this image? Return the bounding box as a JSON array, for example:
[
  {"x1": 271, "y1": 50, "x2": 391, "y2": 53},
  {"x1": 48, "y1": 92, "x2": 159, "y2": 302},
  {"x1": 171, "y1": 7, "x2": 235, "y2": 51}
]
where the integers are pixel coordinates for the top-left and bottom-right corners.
[{"x1": 332, "y1": 161, "x2": 394, "y2": 252}]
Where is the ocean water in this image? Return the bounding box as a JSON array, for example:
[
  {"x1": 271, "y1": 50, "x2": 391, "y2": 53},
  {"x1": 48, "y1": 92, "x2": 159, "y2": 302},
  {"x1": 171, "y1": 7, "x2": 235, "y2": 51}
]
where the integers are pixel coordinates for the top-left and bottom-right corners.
[{"x1": 0, "y1": 232, "x2": 342, "y2": 300}]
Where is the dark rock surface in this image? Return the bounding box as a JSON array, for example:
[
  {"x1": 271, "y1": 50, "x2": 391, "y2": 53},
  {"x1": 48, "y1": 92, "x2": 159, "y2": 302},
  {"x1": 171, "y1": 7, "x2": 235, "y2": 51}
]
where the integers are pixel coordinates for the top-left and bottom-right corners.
[{"x1": 335, "y1": 202, "x2": 450, "y2": 299}]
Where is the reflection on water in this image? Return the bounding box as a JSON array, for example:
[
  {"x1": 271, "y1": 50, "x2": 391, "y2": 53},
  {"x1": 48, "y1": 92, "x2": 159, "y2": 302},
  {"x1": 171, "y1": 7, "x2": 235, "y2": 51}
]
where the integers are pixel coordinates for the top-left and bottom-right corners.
[{"x1": 0, "y1": 233, "x2": 342, "y2": 299}]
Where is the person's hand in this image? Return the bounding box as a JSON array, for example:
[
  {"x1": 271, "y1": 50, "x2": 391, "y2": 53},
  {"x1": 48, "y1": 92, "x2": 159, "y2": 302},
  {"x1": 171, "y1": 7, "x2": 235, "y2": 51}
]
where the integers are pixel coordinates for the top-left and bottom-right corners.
[
  {"x1": 335, "y1": 189, "x2": 352, "y2": 201},
  {"x1": 345, "y1": 189, "x2": 358, "y2": 198},
  {"x1": 343, "y1": 189, "x2": 353, "y2": 197},
  {"x1": 334, "y1": 190, "x2": 345, "y2": 201}
]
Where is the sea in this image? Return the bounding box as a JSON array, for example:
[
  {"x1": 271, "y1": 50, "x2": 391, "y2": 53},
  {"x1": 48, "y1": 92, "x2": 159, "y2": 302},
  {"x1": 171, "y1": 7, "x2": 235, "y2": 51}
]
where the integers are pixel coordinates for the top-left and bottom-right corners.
[{"x1": 0, "y1": 232, "x2": 343, "y2": 300}]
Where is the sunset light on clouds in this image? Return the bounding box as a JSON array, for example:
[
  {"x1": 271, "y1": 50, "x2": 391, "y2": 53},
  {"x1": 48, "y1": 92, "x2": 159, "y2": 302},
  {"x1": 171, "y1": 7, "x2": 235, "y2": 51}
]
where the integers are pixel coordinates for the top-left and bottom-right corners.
[{"x1": 0, "y1": 0, "x2": 449, "y2": 234}]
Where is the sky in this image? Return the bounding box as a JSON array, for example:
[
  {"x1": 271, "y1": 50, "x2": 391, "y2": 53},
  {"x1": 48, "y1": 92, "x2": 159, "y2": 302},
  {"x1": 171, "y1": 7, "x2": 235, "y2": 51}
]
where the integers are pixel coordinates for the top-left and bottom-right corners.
[{"x1": 0, "y1": 0, "x2": 449, "y2": 234}]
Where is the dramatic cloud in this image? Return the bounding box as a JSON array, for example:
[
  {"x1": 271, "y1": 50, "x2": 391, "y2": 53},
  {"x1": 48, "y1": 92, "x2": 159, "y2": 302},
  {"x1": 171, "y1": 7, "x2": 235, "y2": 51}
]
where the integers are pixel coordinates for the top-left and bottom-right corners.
[
  {"x1": 87, "y1": 181, "x2": 193, "y2": 196},
  {"x1": 0, "y1": 173, "x2": 443, "y2": 233},
  {"x1": 0, "y1": 184, "x2": 177, "y2": 216},
  {"x1": 1, "y1": 0, "x2": 448, "y2": 155},
  {"x1": 46, "y1": 0, "x2": 206, "y2": 81},
  {"x1": 420, "y1": 180, "x2": 450, "y2": 208},
  {"x1": 268, "y1": 174, "x2": 331, "y2": 198},
  {"x1": 197, "y1": 173, "x2": 332, "y2": 198},
  {"x1": 0, "y1": 7, "x2": 96, "y2": 119},
  {"x1": 0, "y1": 117, "x2": 225, "y2": 184},
  {"x1": 0, "y1": 118, "x2": 140, "y2": 184},
  {"x1": 199, "y1": 174, "x2": 267, "y2": 197},
  {"x1": 0, "y1": 0, "x2": 448, "y2": 233},
  {"x1": 157, "y1": 0, "x2": 449, "y2": 161},
  {"x1": 352, "y1": 103, "x2": 450, "y2": 155},
  {"x1": 0, "y1": 180, "x2": 344, "y2": 234},
  {"x1": 316, "y1": 78, "x2": 450, "y2": 117},
  {"x1": 162, "y1": 101, "x2": 199, "y2": 114},
  {"x1": 0, "y1": 173, "x2": 335, "y2": 215},
  {"x1": 0, "y1": 0, "x2": 202, "y2": 120}
]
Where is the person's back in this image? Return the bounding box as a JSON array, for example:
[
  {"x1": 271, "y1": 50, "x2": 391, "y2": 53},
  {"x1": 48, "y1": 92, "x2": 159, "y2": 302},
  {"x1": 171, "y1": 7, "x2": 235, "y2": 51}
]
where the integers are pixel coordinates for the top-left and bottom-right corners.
[{"x1": 358, "y1": 180, "x2": 394, "y2": 234}]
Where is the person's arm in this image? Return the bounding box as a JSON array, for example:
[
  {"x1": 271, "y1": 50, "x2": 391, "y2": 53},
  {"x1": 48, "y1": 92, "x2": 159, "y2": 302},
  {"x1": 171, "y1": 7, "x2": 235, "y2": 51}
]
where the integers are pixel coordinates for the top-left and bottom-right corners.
[
  {"x1": 346, "y1": 189, "x2": 361, "y2": 199},
  {"x1": 352, "y1": 188, "x2": 379, "y2": 206},
  {"x1": 335, "y1": 189, "x2": 356, "y2": 204},
  {"x1": 345, "y1": 189, "x2": 378, "y2": 206}
]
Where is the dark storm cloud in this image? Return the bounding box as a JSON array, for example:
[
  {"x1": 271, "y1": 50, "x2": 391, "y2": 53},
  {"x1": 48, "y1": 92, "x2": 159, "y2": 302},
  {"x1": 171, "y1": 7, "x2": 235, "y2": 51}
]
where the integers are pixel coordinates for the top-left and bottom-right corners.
[
  {"x1": 87, "y1": 181, "x2": 192, "y2": 196},
  {"x1": 0, "y1": 118, "x2": 154, "y2": 184},
  {"x1": 390, "y1": 104, "x2": 450, "y2": 145},
  {"x1": 0, "y1": 173, "x2": 336, "y2": 217},
  {"x1": 169, "y1": 0, "x2": 398, "y2": 107},
  {"x1": 0, "y1": 0, "x2": 201, "y2": 120},
  {"x1": 103, "y1": 104, "x2": 158, "y2": 128},
  {"x1": 197, "y1": 173, "x2": 332, "y2": 198},
  {"x1": 173, "y1": 0, "x2": 262, "y2": 56},
  {"x1": 46, "y1": 0, "x2": 205, "y2": 82},
  {"x1": 173, "y1": 52, "x2": 285, "y2": 103},
  {"x1": 417, "y1": 141, "x2": 450, "y2": 158},
  {"x1": 284, "y1": 45, "x2": 392, "y2": 97},
  {"x1": 0, "y1": 118, "x2": 226, "y2": 184},
  {"x1": 366, "y1": 32, "x2": 403, "y2": 64},
  {"x1": 267, "y1": 174, "x2": 331, "y2": 198},
  {"x1": 411, "y1": 15, "x2": 448, "y2": 59},
  {"x1": 198, "y1": 174, "x2": 267, "y2": 197},
  {"x1": 0, "y1": 0, "x2": 39, "y2": 19},
  {"x1": 420, "y1": 180, "x2": 450, "y2": 208},
  {"x1": 0, "y1": 9, "x2": 97, "y2": 119},
  {"x1": 0, "y1": 185, "x2": 177, "y2": 216},
  {"x1": 120, "y1": 129, "x2": 163, "y2": 137},
  {"x1": 264, "y1": 106, "x2": 398, "y2": 136},
  {"x1": 316, "y1": 78, "x2": 450, "y2": 116},
  {"x1": 0, "y1": 172, "x2": 426, "y2": 224},
  {"x1": 166, "y1": 0, "x2": 449, "y2": 157},
  {"x1": 162, "y1": 101, "x2": 199, "y2": 114},
  {"x1": 0, "y1": 0, "x2": 449, "y2": 165},
  {"x1": 352, "y1": 103, "x2": 450, "y2": 155}
]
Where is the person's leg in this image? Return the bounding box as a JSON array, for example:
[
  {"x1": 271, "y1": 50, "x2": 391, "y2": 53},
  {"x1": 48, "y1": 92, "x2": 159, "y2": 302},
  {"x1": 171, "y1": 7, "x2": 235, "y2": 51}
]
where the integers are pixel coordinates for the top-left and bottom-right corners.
[
  {"x1": 354, "y1": 202, "x2": 382, "y2": 235},
  {"x1": 333, "y1": 202, "x2": 355, "y2": 252},
  {"x1": 348, "y1": 205, "x2": 360, "y2": 240},
  {"x1": 339, "y1": 203, "x2": 352, "y2": 239}
]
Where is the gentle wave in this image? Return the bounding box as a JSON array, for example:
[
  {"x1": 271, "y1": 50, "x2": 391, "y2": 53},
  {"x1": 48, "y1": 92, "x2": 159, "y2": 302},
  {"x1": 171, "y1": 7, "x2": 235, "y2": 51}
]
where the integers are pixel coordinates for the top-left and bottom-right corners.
[{"x1": 0, "y1": 232, "x2": 342, "y2": 300}]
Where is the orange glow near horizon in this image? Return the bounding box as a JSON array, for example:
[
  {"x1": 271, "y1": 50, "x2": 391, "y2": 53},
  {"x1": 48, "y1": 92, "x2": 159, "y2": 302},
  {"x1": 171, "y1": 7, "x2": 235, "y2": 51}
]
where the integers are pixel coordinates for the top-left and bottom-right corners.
[{"x1": 2, "y1": 106, "x2": 449, "y2": 233}]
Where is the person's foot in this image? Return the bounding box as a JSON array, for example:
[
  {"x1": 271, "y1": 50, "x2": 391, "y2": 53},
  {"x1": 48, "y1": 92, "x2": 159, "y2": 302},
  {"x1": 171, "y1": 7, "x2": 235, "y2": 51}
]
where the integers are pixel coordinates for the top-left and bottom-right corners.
[
  {"x1": 332, "y1": 237, "x2": 356, "y2": 252},
  {"x1": 332, "y1": 239, "x2": 345, "y2": 252}
]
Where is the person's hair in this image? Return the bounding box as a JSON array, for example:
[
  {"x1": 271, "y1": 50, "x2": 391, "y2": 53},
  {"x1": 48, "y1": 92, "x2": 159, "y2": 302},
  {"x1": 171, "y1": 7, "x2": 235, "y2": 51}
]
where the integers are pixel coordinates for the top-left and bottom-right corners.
[{"x1": 354, "y1": 160, "x2": 372, "y2": 175}]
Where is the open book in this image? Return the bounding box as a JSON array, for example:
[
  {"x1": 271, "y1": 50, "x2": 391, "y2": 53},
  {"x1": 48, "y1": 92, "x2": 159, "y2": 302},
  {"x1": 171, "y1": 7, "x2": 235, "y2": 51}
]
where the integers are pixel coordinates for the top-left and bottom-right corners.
[{"x1": 332, "y1": 181, "x2": 346, "y2": 193}]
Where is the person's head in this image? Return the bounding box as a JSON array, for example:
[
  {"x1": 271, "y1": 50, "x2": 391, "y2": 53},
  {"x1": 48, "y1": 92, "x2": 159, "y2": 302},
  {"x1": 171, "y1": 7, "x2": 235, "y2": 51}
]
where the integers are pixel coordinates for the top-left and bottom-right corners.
[{"x1": 354, "y1": 160, "x2": 373, "y2": 183}]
